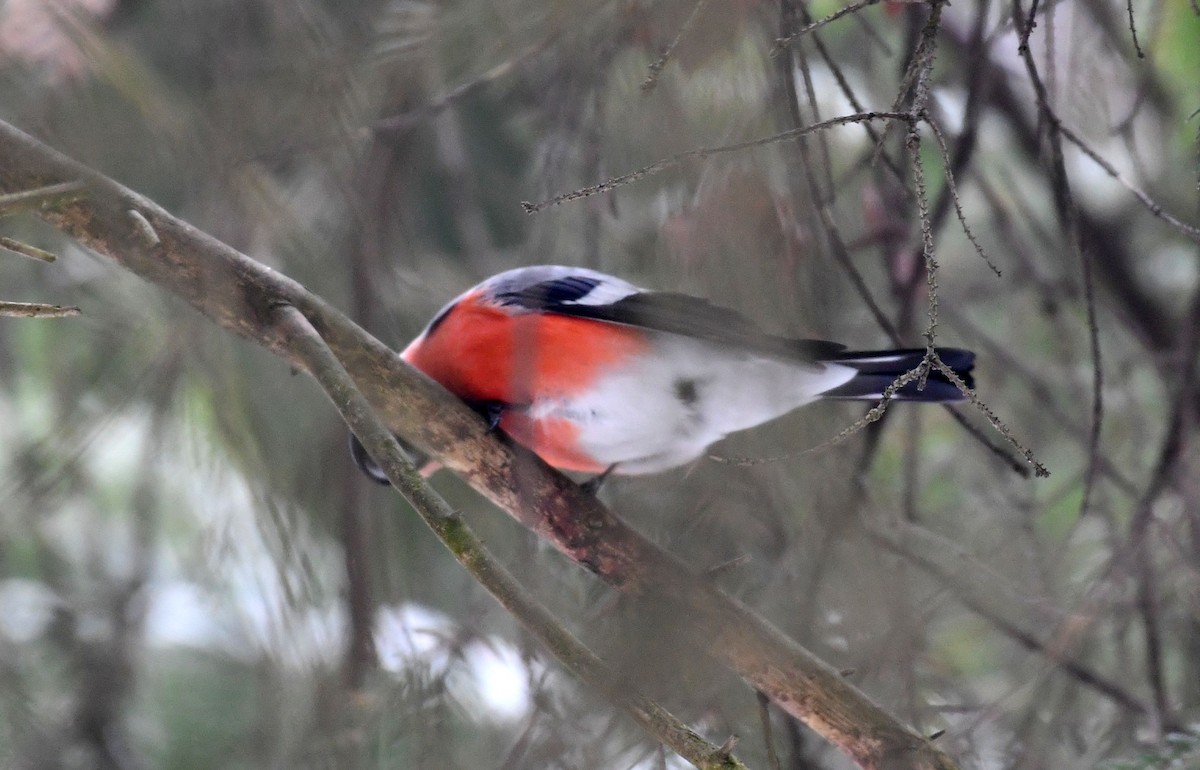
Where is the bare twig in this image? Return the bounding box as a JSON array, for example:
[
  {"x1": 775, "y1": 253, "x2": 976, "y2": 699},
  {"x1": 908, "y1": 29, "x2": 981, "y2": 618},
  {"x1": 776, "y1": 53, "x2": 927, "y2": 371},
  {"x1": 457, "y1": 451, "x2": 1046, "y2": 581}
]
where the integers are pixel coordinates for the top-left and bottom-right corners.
[
  {"x1": 1125, "y1": 0, "x2": 1145, "y2": 58},
  {"x1": 710, "y1": 364, "x2": 926, "y2": 466},
  {"x1": 889, "y1": 0, "x2": 947, "y2": 119},
  {"x1": 789, "y1": 23, "x2": 837, "y2": 203},
  {"x1": 1019, "y1": 0, "x2": 1040, "y2": 51},
  {"x1": 945, "y1": 307, "x2": 1134, "y2": 492},
  {"x1": 373, "y1": 43, "x2": 546, "y2": 135},
  {"x1": 521, "y1": 111, "x2": 910, "y2": 212},
  {"x1": 929, "y1": 358, "x2": 1049, "y2": 476},
  {"x1": 1056, "y1": 122, "x2": 1200, "y2": 243},
  {"x1": 895, "y1": 0, "x2": 949, "y2": 364},
  {"x1": 0, "y1": 236, "x2": 58, "y2": 262},
  {"x1": 776, "y1": 3, "x2": 902, "y2": 340},
  {"x1": 906, "y1": 117, "x2": 941, "y2": 353},
  {"x1": 1012, "y1": 0, "x2": 1102, "y2": 499},
  {"x1": 775, "y1": 0, "x2": 1031, "y2": 478},
  {"x1": 0, "y1": 180, "x2": 85, "y2": 216},
  {"x1": 925, "y1": 116, "x2": 1003, "y2": 277},
  {"x1": 1135, "y1": 541, "x2": 1170, "y2": 735},
  {"x1": 866, "y1": 512, "x2": 1149, "y2": 716},
  {"x1": 772, "y1": 0, "x2": 926, "y2": 55},
  {"x1": 756, "y1": 691, "x2": 782, "y2": 770},
  {"x1": 786, "y1": 0, "x2": 910, "y2": 189},
  {"x1": 642, "y1": 0, "x2": 710, "y2": 93},
  {"x1": 0, "y1": 301, "x2": 81, "y2": 318}
]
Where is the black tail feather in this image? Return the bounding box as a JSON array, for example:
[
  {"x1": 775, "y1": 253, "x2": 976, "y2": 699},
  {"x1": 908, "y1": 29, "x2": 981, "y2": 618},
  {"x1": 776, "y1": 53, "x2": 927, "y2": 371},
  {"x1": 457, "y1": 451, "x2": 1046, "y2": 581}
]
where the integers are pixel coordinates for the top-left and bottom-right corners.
[{"x1": 821, "y1": 347, "x2": 974, "y2": 402}]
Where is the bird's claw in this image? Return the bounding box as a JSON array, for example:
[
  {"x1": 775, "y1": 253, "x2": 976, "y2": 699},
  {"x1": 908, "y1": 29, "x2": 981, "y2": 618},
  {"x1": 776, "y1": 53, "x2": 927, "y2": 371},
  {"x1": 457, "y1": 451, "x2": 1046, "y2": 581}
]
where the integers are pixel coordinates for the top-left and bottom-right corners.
[{"x1": 580, "y1": 463, "x2": 618, "y2": 496}]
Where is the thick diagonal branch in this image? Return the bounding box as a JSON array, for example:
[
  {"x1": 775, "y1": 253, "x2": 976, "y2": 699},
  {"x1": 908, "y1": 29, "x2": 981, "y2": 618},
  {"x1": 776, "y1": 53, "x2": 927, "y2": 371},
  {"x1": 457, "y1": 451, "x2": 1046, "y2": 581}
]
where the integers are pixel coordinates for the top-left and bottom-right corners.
[
  {"x1": 272, "y1": 303, "x2": 746, "y2": 770},
  {"x1": 0, "y1": 118, "x2": 957, "y2": 770}
]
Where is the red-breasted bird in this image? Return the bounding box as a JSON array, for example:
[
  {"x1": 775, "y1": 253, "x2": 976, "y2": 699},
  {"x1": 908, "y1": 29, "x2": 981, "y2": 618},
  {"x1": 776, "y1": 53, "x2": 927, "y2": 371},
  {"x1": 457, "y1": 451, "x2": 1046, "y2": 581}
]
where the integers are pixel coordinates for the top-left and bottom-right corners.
[{"x1": 351, "y1": 265, "x2": 974, "y2": 482}]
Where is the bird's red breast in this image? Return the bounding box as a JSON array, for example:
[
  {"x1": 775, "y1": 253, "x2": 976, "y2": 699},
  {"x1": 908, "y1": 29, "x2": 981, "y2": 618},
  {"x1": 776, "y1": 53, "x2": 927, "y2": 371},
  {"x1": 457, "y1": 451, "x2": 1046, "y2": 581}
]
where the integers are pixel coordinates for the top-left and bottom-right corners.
[{"x1": 401, "y1": 292, "x2": 651, "y2": 471}]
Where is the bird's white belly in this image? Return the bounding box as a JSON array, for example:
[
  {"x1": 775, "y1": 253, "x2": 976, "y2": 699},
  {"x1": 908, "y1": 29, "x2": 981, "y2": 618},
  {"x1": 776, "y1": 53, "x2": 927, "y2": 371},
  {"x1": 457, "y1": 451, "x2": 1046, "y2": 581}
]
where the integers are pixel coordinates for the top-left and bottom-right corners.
[{"x1": 531, "y1": 336, "x2": 855, "y2": 474}]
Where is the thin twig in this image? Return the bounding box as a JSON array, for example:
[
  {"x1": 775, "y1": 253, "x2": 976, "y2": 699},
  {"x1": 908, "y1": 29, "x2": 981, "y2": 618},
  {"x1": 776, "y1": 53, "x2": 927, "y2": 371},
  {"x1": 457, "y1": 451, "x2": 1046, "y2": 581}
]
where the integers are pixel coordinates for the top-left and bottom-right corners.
[
  {"x1": 1011, "y1": 0, "x2": 1102, "y2": 502},
  {"x1": 0, "y1": 301, "x2": 81, "y2": 318},
  {"x1": 917, "y1": 0, "x2": 994, "y2": 252},
  {"x1": 781, "y1": 0, "x2": 909, "y2": 190},
  {"x1": 930, "y1": 358, "x2": 1050, "y2": 477},
  {"x1": 1125, "y1": 0, "x2": 1145, "y2": 58},
  {"x1": 1134, "y1": 541, "x2": 1169, "y2": 735},
  {"x1": 710, "y1": 364, "x2": 927, "y2": 466},
  {"x1": 0, "y1": 180, "x2": 85, "y2": 216},
  {"x1": 925, "y1": 116, "x2": 1003, "y2": 277},
  {"x1": 373, "y1": 43, "x2": 546, "y2": 135},
  {"x1": 711, "y1": 347, "x2": 1048, "y2": 476},
  {"x1": 900, "y1": 0, "x2": 948, "y2": 364},
  {"x1": 1056, "y1": 122, "x2": 1200, "y2": 243},
  {"x1": 800, "y1": 15, "x2": 911, "y2": 189},
  {"x1": 757, "y1": 691, "x2": 783, "y2": 770},
  {"x1": 882, "y1": 0, "x2": 946, "y2": 350},
  {"x1": 772, "y1": 0, "x2": 926, "y2": 55},
  {"x1": 271, "y1": 303, "x2": 748, "y2": 770},
  {"x1": 1044, "y1": 0, "x2": 1056, "y2": 108},
  {"x1": 782, "y1": 0, "x2": 1028, "y2": 478},
  {"x1": 943, "y1": 409, "x2": 1032, "y2": 477},
  {"x1": 0, "y1": 236, "x2": 58, "y2": 262},
  {"x1": 906, "y1": 117, "x2": 940, "y2": 354},
  {"x1": 521, "y1": 111, "x2": 911, "y2": 212},
  {"x1": 791, "y1": 28, "x2": 837, "y2": 204},
  {"x1": 642, "y1": 0, "x2": 710, "y2": 93},
  {"x1": 945, "y1": 307, "x2": 1136, "y2": 490},
  {"x1": 888, "y1": 0, "x2": 947, "y2": 119},
  {"x1": 867, "y1": 512, "x2": 1148, "y2": 716},
  {"x1": 1020, "y1": 0, "x2": 1040, "y2": 51},
  {"x1": 778, "y1": 1, "x2": 902, "y2": 338},
  {"x1": 777, "y1": 20, "x2": 903, "y2": 342}
]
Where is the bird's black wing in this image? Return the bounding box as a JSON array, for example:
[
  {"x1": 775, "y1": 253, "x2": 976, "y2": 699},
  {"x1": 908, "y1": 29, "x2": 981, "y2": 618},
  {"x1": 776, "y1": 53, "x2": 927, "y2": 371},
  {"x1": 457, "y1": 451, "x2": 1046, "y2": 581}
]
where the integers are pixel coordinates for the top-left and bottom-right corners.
[{"x1": 495, "y1": 277, "x2": 845, "y2": 364}]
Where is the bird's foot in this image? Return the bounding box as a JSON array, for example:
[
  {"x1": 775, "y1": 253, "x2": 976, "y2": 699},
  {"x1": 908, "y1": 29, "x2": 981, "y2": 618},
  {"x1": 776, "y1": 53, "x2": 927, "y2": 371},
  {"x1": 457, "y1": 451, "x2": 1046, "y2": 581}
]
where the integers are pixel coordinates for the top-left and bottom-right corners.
[
  {"x1": 467, "y1": 400, "x2": 510, "y2": 432},
  {"x1": 580, "y1": 464, "x2": 618, "y2": 496}
]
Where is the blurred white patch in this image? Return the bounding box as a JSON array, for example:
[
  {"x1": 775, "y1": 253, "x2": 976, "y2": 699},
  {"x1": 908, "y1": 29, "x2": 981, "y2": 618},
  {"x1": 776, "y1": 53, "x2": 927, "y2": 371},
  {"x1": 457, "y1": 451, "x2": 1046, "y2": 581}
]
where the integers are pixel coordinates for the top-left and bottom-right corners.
[
  {"x1": 0, "y1": 579, "x2": 59, "y2": 643},
  {"x1": 933, "y1": 87, "x2": 967, "y2": 134},
  {"x1": 1140, "y1": 244, "x2": 1199, "y2": 302},
  {"x1": 456, "y1": 639, "x2": 532, "y2": 721},
  {"x1": 1068, "y1": 142, "x2": 1131, "y2": 215},
  {"x1": 794, "y1": 64, "x2": 858, "y2": 119},
  {"x1": 375, "y1": 603, "x2": 455, "y2": 671},
  {"x1": 376, "y1": 602, "x2": 535, "y2": 722},
  {"x1": 826, "y1": 634, "x2": 849, "y2": 653},
  {"x1": 143, "y1": 580, "x2": 225, "y2": 649}
]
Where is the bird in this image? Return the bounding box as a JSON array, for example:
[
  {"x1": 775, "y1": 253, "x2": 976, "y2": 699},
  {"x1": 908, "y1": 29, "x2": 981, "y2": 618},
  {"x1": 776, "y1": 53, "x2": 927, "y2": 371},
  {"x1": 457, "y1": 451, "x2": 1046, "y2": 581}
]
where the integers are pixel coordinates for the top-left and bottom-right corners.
[{"x1": 351, "y1": 265, "x2": 974, "y2": 482}]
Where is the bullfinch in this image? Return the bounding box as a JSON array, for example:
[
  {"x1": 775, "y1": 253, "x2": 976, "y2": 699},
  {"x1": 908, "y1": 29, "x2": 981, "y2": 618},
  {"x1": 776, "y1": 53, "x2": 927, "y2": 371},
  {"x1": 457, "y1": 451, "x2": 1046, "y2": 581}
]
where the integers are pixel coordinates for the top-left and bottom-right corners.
[{"x1": 351, "y1": 265, "x2": 974, "y2": 481}]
